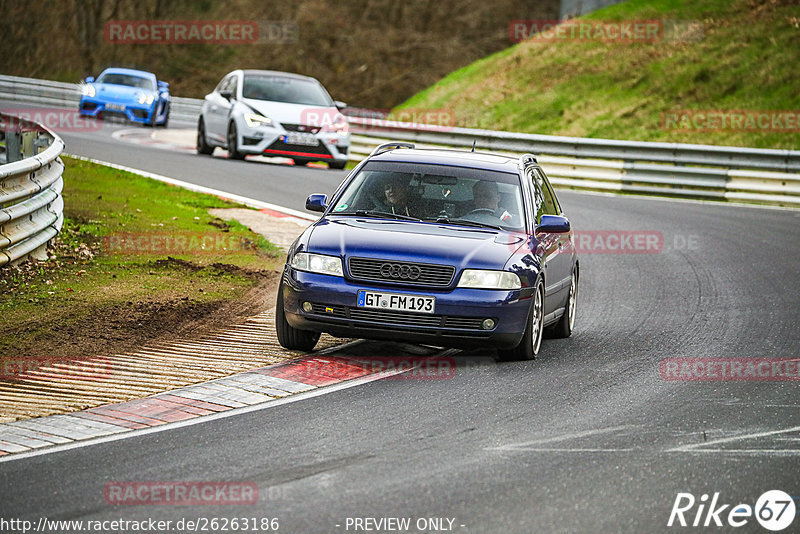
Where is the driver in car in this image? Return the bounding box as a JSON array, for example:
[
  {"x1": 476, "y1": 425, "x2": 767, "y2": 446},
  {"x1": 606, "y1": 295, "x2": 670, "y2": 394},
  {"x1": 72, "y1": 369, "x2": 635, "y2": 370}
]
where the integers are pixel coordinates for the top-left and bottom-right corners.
[
  {"x1": 470, "y1": 180, "x2": 513, "y2": 222},
  {"x1": 378, "y1": 175, "x2": 417, "y2": 217}
]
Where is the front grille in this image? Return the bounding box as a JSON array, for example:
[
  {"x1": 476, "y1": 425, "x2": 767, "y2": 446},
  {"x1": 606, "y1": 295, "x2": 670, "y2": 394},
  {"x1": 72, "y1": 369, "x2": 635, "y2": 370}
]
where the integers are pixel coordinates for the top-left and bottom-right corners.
[
  {"x1": 309, "y1": 303, "x2": 347, "y2": 317},
  {"x1": 265, "y1": 138, "x2": 331, "y2": 156},
  {"x1": 131, "y1": 109, "x2": 148, "y2": 119},
  {"x1": 80, "y1": 102, "x2": 97, "y2": 111},
  {"x1": 283, "y1": 123, "x2": 321, "y2": 134},
  {"x1": 348, "y1": 308, "x2": 442, "y2": 327},
  {"x1": 306, "y1": 303, "x2": 491, "y2": 331},
  {"x1": 242, "y1": 136, "x2": 261, "y2": 146},
  {"x1": 444, "y1": 316, "x2": 487, "y2": 329},
  {"x1": 348, "y1": 257, "x2": 455, "y2": 287}
]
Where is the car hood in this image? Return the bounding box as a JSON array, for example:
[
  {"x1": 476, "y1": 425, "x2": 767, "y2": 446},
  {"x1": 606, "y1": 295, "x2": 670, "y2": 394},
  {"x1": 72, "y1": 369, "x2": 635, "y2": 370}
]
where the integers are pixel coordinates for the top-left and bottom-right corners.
[
  {"x1": 240, "y1": 98, "x2": 341, "y2": 126},
  {"x1": 94, "y1": 83, "x2": 154, "y2": 101},
  {"x1": 306, "y1": 218, "x2": 524, "y2": 271}
]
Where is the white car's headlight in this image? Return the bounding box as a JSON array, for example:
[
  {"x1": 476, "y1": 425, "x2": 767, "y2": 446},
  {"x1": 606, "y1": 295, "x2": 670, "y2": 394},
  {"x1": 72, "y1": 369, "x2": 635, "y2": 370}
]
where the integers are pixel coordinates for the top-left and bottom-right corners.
[
  {"x1": 291, "y1": 252, "x2": 343, "y2": 277},
  {"x1": 457, "y1": 269, "x2": 521, "y2": 290},
  {"x1": 137, "y1": 92, "x2": 155, "y2": 105},
  {"x1": 244, "y1": 112, "x2": 273, "y2": 128},
  {"x1": 81, "y1": 84, "x2": 96, "y2": 97}
]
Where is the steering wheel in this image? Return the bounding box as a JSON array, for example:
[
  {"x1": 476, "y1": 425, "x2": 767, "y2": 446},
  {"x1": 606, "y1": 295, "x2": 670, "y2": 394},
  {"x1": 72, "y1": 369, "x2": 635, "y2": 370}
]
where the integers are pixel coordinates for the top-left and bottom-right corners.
[{"x1": 467, "y1": 208, "x2": 496, "y2": 215}]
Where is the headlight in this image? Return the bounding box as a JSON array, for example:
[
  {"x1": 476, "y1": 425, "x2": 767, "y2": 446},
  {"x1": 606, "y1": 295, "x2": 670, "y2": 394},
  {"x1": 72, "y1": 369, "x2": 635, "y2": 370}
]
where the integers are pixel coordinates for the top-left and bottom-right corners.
[
  {"x1": 457, "y1": 269, "x2": 521, "y2": 290},
  {"x1": 244, "y1": 112, "x2": 273, "y2": 128},
  {"x1": 137, "y1": 92, "x2": 155, "y2": 105},
  {"x1": 291, "y1": 252, "x2": 343, "y2": 277},
  {"x1": 81, "y1": 84, "x2": 95, "y2": 98}
]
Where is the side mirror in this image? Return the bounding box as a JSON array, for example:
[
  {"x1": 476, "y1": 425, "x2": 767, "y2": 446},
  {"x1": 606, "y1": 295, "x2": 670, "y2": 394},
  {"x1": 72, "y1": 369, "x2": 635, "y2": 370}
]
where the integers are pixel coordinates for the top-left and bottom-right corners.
[
  {"x1": 334, "y1": 100, "x2": 347, "y2": 110},
  {"x1": 537, "y1": 214, "x2": 571, "y2": 233},
  {"x1": 306, "y1": 194, "x2": 328, "y2": 213},
  {"x1": 158, "y1": 81, "x2": 169, "y2": 91},
  {"x1": 220, "y1": 90, "x2": 233, "y2": 101},
  {"x1": 85, "y1": 76, "x2": 95, "y2": 83}
]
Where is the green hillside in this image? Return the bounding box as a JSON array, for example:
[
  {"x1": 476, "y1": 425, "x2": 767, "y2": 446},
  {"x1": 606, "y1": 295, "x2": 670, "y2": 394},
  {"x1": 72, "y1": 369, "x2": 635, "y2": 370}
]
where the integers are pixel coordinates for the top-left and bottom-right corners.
[{"x1": 397, "y1": 0, "x2": 800, "y2": 149}]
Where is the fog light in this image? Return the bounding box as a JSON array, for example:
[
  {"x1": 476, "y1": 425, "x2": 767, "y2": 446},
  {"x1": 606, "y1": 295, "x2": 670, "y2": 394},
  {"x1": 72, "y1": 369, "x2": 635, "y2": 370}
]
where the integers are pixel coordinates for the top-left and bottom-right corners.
[
  {"x1": 302, "y1": 302, "x2": 313, "y2": 313},
  {"x1": 482, "y1": 318, "x2": 496, "y2": 330}
]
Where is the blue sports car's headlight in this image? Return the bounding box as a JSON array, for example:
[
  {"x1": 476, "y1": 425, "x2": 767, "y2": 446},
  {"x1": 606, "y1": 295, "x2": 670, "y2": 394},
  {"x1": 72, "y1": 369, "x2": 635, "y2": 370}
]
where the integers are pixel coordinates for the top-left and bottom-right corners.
[
  {"x1": 244, "y1": 112, "x2": 273, "y2": 128},
  {"x1": 81, "y1": 84, "x2": 95, "y2": 98},
  {"x1": 291, "y1": 253, "x2": 343, "y2": 277},
  {"x1": 137, "y1": 92, "x2": 155, "y2": 105},
  {"x1": 457, "y1": 269, "x2": 521, "y2": 290}
]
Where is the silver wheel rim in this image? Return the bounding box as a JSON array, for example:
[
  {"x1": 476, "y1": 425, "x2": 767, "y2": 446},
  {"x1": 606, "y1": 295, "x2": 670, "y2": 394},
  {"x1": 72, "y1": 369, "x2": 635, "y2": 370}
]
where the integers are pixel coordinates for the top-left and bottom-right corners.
[
  {"x1": 532, "y1": 284, "x2": 543, "y2": 354},
  {"x1": 568, "y1": 274, "x2": 577, "y2": 331}
]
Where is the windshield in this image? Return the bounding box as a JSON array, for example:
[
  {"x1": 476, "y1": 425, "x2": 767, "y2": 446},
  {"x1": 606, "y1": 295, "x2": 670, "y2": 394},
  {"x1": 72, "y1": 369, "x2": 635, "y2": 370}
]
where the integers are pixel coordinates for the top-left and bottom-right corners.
[
  {"x1": 241, "y1": 75, "x2": 333, "y2": 106},
  {"x1": 96, "y1": 73, "x2": 154, "y2": 90},
  {"x1": 330, "y1": 162, "x2": 526, "y2": 231}
]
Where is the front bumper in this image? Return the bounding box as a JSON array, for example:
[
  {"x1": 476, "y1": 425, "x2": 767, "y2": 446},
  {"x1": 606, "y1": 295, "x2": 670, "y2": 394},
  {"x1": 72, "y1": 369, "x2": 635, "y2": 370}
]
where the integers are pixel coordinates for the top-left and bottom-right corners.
[
  {"x1": 79, "y1": 97, "x2": 156, "y2": 124},
  {"x1": 235, "y1": 120, "x2": 350, "y2": 162},
  {"x1": 281, "y1": 269, "x2": 530, "y2": 349}
]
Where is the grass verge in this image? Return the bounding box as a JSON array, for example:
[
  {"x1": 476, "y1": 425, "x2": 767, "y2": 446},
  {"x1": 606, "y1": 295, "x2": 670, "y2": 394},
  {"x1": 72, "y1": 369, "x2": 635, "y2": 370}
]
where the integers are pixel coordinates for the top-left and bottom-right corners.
[
  {"x1": 397, "y1": 0, "x2": 800, "y2": 149},
  {"x1": 0, "y1": 156, "x2": 284, "y2": 359}
]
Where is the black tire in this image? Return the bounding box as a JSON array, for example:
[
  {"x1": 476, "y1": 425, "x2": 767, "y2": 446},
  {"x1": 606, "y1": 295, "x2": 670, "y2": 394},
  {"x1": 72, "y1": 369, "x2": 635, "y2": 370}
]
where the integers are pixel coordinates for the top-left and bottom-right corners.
[
  {"x1": 227, "y1": 121, "x2": 245, "y2": 160},
  {"x1": 293, "y1": 158, "x2": 309, "y2": 166},
  {"x1": 498, "y1": 279, "x2": 544, "y2": 361},
  {"x1": 158, "y1": 105, "x2": 170, "y2": 128},
  {"x1": 197, "y1": 119, "x2": 213, "y2": 155},
  {"x1": 329, "y1": 160, "x2": 347, "y2": 170},
  {"x1": 550, "y1": 269, "x2": 578, "y2": 339},
  {"x1": 275, "y1": 280, "x2": 320, "y2": 351}
]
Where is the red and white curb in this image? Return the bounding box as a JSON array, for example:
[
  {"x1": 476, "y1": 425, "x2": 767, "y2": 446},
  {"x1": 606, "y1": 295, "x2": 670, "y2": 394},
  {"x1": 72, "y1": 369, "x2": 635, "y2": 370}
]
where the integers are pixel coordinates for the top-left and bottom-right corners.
[{"x1": 0, "y1": 350, "x2": 406, "y2": 458}]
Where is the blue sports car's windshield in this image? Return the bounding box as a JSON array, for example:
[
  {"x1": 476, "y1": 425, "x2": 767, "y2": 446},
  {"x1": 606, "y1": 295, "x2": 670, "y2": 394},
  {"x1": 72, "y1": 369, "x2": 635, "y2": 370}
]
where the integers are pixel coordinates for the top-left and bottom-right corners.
[
  {"x1": 241, "y1": 75, "x2": 333, "y2": 106},
  {"x1": 96, "y1": 73, "x2": 155, "y2": 90},
  {"x1": 331, "y1": 162, "x2": 526, "y2": 231}
]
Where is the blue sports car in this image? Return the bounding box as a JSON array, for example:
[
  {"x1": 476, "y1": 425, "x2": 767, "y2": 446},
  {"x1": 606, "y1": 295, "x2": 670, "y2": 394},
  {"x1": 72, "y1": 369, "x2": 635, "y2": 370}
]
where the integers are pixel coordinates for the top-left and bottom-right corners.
[
  {"x1": 277, "y1": 142, "x2": 579, "y2": 360},
  {"x1": 79, "y1": 67, "x2": 170, "y2": 126}
]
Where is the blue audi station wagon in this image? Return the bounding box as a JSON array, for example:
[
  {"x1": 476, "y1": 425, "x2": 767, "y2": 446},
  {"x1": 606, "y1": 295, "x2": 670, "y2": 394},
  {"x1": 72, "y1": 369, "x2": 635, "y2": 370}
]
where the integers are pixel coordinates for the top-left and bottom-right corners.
[{"x1": 277, "y1": 143, "x2": 578, "y2": 360}]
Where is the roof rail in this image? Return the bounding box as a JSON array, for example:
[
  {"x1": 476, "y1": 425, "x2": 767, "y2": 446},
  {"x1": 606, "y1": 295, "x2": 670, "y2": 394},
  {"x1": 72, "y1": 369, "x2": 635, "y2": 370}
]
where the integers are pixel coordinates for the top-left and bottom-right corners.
[
  {"x1": 519, "y1": 153, "x2": 538, "y2": 168},
  {"x1": 370, "y1": 141, "x2": 415, "y2": 157}
]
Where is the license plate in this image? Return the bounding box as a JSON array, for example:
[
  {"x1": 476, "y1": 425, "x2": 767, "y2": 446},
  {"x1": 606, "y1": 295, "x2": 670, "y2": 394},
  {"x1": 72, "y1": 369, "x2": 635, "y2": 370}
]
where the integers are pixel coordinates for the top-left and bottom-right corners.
[
  {"x1": 283, "y1": 132, "x2": 318, "y2": 146},
  {"x1": 106, "y1": 103, "x2": 125, "y2": 111},
  {"x1": 357, "y1": 290, "x2": 435, "y2": 314}
]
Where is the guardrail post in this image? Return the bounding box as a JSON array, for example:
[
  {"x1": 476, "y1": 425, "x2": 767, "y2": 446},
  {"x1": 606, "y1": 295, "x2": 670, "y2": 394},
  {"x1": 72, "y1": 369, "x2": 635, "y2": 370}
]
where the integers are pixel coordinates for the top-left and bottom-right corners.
[{"x1": 4, "y1": 128, "x2": 22, "y2": 163}]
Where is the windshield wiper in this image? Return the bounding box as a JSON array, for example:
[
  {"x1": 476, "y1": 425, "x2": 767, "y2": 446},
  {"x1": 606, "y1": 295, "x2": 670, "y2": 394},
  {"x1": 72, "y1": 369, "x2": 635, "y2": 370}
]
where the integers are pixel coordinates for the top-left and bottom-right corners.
[
  {"x1": 425, "y1": 217, "x2": 504, "y2": 231},
  {"x1": 337, "y1": 210, "x2": 421, "y2": 221}
]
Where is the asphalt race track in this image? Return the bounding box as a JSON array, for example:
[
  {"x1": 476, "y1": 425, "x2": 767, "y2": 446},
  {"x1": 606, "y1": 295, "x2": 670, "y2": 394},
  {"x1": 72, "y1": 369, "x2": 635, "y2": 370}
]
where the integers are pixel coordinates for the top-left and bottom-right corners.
[{"x1": 1, "y1": 110, "x2": 799, "y2": 533}]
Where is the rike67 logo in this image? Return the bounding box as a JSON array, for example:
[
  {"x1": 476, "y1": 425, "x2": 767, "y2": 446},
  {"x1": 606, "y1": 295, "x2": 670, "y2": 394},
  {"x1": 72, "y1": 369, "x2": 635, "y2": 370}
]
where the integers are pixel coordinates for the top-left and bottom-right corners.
[{"x1": 668, "y1": 490, "x2": 795, "y2": 531}]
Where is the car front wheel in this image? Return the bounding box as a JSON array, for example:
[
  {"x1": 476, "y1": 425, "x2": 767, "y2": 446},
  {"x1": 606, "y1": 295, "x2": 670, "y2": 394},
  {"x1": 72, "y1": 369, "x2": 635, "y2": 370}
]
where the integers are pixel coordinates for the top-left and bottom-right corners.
[
  {"x1": 227, "y1": 121, "x2": 245, "y2": 160},
  {"x1": 498, "y1": 279, "x2": 544, "y2": 361},
  {"x1": 275, "y1": 280, "x2": 320, "y2": 351},
  {"x1": 197, "y1": 120, "x2": 213, "y2": 155}
]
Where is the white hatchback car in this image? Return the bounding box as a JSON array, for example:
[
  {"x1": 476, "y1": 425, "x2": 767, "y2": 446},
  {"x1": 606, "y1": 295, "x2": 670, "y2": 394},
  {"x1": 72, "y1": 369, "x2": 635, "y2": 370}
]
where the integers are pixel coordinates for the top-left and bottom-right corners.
[{"x1": 197, "y1": 69, "x2": 350, "y2": 169}]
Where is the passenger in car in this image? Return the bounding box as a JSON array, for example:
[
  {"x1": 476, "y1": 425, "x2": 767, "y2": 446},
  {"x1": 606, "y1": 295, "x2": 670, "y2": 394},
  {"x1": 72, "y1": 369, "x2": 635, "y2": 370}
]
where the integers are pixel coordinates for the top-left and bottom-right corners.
[{"x1": 376, "y1": 175, "x2": 419, "y2": 217}]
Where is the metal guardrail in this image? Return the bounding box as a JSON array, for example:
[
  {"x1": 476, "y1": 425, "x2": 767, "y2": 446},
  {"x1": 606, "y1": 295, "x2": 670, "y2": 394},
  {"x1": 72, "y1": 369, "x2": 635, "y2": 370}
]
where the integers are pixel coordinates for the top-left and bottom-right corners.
[
  {"x1": 0, "y1": 112, "x2": 65, "y2": 266},
  {"x1": 2, "y1": 74, "x2": 799, "y2": 207}
]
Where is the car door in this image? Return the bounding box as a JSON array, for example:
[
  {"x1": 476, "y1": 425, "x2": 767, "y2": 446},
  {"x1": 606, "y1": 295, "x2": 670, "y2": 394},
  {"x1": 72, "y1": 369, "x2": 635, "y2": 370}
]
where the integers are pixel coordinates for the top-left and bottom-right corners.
[
  {"x1": 530, "y1": 167, "x2": 571, "y2": 315},
  {"x1": 205, "y1": 75, "x2": 234, "y2": 143}
]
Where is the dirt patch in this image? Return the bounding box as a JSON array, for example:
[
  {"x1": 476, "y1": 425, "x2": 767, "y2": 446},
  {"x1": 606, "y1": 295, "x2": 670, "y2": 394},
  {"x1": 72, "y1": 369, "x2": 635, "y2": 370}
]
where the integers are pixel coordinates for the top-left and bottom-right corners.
[{"x1": 3, "y1": 265, "x2": 281, "y2": 361}]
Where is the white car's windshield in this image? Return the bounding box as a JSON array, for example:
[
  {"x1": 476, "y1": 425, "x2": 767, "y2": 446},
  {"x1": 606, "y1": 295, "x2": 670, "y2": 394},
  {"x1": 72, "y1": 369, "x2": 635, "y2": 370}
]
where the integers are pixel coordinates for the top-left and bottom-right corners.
[
  {"x1": 241, "y1": 75, "x2": 333, "y2": 106},
  {"x1": 96, "y1": 73, "x2": 154, "y2": 90},
  {"x1": 330, "y1": 162, "x2": 526, "y2": 231}
]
